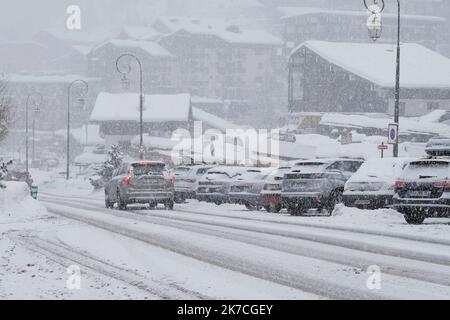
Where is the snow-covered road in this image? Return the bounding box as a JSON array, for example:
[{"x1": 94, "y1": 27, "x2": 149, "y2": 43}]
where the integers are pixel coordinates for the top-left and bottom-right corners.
[{"x1": 7, "y1": 189, "x2": 445, "y2": 300}]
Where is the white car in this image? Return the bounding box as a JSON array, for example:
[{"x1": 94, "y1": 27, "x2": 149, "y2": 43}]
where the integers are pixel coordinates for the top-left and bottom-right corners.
[
  {"x1": 173, "y1": 165, "x2": 215, "y2": 203},
  {"x1": 343, "y1": 157, "x2": 413, "y2": 209}
]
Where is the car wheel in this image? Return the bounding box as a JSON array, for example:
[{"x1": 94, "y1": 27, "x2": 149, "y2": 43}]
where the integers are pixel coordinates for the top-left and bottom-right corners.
[
  {"x1": 264, "y1": 205, "x2": 272, "y2": 213},
  {"x1": 272, "y1": 204, "x2": 282, "y2": 213},
  {"x1": 117, "y1": 191, "x2": 127, "y2": 211},
  {"x1": 214, "y1": 201, "x2": 223, "y2": 206},
  {"x1": 165, "y1": 200, "x2": 174, "y2": 210},
  {"x1": 105, "y1": 193, "x2": 114, "y2": 209},
  {"x1": 404, "y1": 212, "x2": 425, "y2": 225},
  {"x1": 288, "y1": 205, "x2": 301, "y2": 216},
  {"x1": 148, "y1": 202, "x2": 157, "y2": 210},
  {"x1": 327, "y1": 189, "x2": 343, "y2": 214},
  {"x1": 245, "y1": 204, "x2": 257, "y2": 211}
]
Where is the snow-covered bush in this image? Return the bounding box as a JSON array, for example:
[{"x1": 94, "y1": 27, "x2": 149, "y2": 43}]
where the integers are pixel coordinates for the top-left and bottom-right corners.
[{"x1": 90, "y1": 145, "x2": 123, "y2": 189}]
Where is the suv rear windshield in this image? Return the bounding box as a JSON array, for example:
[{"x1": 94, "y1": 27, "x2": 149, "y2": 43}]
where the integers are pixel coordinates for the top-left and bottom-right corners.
[
  {"x1": 131, "y1": 163, "x2": 165, "y2": 175},
  {"x1": 402, "y1": 161, "x2": 449, "y2": 180},
  {"x1": 292, "y1": 163, "x2": 325, "y2": 173}
]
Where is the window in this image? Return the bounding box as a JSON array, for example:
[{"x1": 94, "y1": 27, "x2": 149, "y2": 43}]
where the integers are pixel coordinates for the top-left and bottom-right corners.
[
  {"x1": 327, "y1": 162, "x2": 343, "y2": 172},
  {"x1": 342, "y1": 161, "x2": 363, "y2": 173}
]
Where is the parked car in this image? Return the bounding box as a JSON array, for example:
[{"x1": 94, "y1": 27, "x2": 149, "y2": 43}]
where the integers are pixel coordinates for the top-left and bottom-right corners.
[
  {"x1": 104, "y1": 161, "x2": 174, "y2": 210},
  {"x1": 425, "y1": 136, "x2": 450, "y2": 157},
  {"x1": 228, "y1": 168, "x2": 273, "y2": 211},
  {"x1": 3, "y1": 170, "x2": 34, "y2": 187},
  {"x1": 393, "y1": 158, "x2": 450, "y2": 224},
  {"x1": 173, "y1": 164, "x2": 215, "y2": 203},
  {"x1": 260, "y1": 166, "x2": 293, "y2": 213},
  {"x1": 282, "y1": 159, "x2": 364, "y2": 215},
  {"x1": 343, "y1": 158, "x2": 413, "y2": 209},
  {"x1": 195, "y1": 166, "x2": 248, "y2": 205}
]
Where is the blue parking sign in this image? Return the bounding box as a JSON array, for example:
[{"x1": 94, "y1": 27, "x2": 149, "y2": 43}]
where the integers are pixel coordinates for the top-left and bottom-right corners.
[{"x1": 388, "y1": 123, "x2": 398, "y2": 144}]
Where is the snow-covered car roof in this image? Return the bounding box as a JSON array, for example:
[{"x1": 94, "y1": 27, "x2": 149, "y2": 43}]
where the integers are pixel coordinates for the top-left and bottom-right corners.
[
  {"x1": 425, "y1": 136, "x2": 450, "y2": 156},
  {"x1": 347, "y1": 158, "x2": 415, "y2": 184}
]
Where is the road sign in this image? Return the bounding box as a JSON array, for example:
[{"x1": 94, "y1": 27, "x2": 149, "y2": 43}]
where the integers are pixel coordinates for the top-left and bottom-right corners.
[
  {"x1": 378, "y1": 142, "x2": 388, "y2": 158},
  {"x1": 378, "y1": 143, "x2": 388, "y2": 150},
  {"x1": 388, "y1": 123, "x2": 398, "y2": 145}
]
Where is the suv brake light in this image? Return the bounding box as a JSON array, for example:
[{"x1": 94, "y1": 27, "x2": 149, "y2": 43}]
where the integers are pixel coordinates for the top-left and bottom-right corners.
[
  {"x1": 169, "y1": 175, "x2": 175, "y2": 188},
  {"x1": 395, "y1": 181, "x2": 406, "y2": 189},
  {"x1": 434, "y1": 181, "x2": 450, "y2": 190},
  {"x1": 123, "y1": 175, "x2": 132, "y2": 185}
]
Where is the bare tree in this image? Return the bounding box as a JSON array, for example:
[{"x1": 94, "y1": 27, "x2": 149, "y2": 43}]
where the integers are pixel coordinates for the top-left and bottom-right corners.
[{"x1": 0, "y1": 78, "x2": 12, "y2": 142}]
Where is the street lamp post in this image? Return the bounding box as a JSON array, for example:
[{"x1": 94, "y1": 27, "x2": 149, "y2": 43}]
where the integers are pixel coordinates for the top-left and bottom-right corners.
[
  {"x1": 67, "y1": 80, "x2": 89, "y2": 180},
  {"x1": 25, "y1": 92, "x2": 43, "y2": 173},
  {"x1": 364, "y1": 0, "x2": 401, "y2": 157},
  {"x1": 116, "y1": 54, "x2": 145, "y2": 160}
]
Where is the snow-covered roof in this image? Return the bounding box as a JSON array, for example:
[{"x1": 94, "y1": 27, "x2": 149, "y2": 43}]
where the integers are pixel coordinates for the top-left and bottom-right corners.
[
  {"x1": 157, "y1": 16, "x2": 282, "y2": 46},
  {"x1": 90, "y1": 92, "x2": 191, "y2": 123},
  {"x1": 121, "y1": 26, "x2": 162, "y2": 41},
  {"x1": 35, "y1": 28, "x2": 114, "y2": 44},
  {"x1": 71, "y1": 45, "x2": 92, "y2": 56},
  {"x1": 293, "y1": 40, "x2": 450, "y2": 89},
  {"x1": 93, "y1": 39, "x2": 172, "y2": 57},
  {"x1": 192, "y1": 107, "x2": 238, "y2": 131},
  {"x1": 279, "y1": 7, "x2": 446, "y2": 23},
  {"x1": 320, "y1": 110, "x2": 450, "y2": 136}
]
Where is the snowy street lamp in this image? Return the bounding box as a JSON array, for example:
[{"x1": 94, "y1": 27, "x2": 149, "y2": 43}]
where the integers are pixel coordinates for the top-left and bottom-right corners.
[
  {"x1": 116, "y1": 53, "x2": 145, "y2": 160},
  {"x1": 66, "y1": 79, "x2": 89, "y2": 180},
  {"x1": 363, "y1": 0, "x2": 401, "y2": 157},
  {"x1": 25, "y1": 92, "x2": 43, "y2": 173},
  {"x1": 366, "y1": 3, "x2": 383, "y2": 41}
]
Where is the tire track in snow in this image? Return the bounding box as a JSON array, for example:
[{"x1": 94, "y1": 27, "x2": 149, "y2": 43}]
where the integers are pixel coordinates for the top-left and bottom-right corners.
[
  {"x1": 40, "y1": 192, "x2": 450, "y2": 247},
  {"x1": 42, "y1": 196, "x2": 450, "y2": 268},
  {"x1": 41, "y1": 196, "x2": 450, "y2": 288},
  {"x1": 8, "y1": 231, "x2": 209, "y2": 300}
]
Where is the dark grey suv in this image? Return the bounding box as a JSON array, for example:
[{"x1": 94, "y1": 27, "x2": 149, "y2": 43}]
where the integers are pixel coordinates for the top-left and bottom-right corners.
[
  {"x1": 282, "y1": 159, "x2": 364, "y2": 215},
  {"x1": 105, "y1": 161, "x2": 174, "y2": 210},
  {"x1": 393, "y1": 158, "x2": 450, "y2": 224}
]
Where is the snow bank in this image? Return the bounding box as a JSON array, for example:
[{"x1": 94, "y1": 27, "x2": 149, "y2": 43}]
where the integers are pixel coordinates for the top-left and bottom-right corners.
[
  {"x1": 0, "y1": 182, "x2": 48, "y2": 222},
  {"x1": 332, "y1": 204, "x2": 404, "y2": 222}
]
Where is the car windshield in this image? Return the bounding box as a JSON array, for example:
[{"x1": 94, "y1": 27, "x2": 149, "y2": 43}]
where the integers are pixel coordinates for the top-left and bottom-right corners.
[
  {"x1": 5, "y1": 171, "x2": 29, "y2": 180},
  {"x1": 292, "y1": 162, "x2": 325, "y2": 173},
  {"x1": 402, "y1": 161, "x2": 449, "y2": 180},
  {"x1": 205, "y1": 172, "x2": 231, "y2": 179},
  {"x1": 196, "y1": 167, "x2": 211, "y2": 175},
  {"x1": 236, "y1": 171, "x2": 262, "y2": 180},
  {"x1": 131, "y1": 163, "x2": 165, "y2": 175},
  {"x1": 172, "y1": 167, "x2": 191, "y2": 176}
]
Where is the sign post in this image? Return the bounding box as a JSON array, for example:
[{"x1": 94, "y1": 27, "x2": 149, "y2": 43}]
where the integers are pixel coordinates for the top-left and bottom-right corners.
[
  {"x1": 378, "y1": 142, "x2": 388, "y2": 159},
  {"x1": 388, "y1": 123, "x2": 399, "y2": 157}
]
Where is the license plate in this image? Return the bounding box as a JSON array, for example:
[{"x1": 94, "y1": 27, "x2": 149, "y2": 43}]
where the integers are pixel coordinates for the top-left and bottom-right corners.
[
  {"x1": 408, "y1": 191, "x2": 431, "y2": 198},
  {"x1": 355, "y1": 200, "x2": 371, "y2": 205}
]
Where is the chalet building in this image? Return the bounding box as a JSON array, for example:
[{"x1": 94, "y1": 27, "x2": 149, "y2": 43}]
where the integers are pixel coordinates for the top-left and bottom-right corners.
[
  {"x1": 90, "y1": 92, "x2": 193, "y2": 148},
  {"x1": 288, "y1": 40, "x2": 450, "y2": 116},
  {"x1": 6, "y1": 74, "x2": 99, "y2": 131},
  {"x1": 32, "y1": 29, "x2": 113, "y2": 74},
  {"x1": 87, "y1": 39, "x2": 176, "y2": 95},
  {"x1": 279, "y1": 7, "x2": 446, "y2": 53},
  {"x1": 89, "y1": 92, "x2": 238, "y2": 149},
  {"x1": 154, "y1": 16, "x2": 285, "y2": 124}
]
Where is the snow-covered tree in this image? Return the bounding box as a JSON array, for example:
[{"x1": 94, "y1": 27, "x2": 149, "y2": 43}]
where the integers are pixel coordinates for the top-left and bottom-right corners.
[{"x1": 96, "y1": 144, "x2": 124, "y2": 180}]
